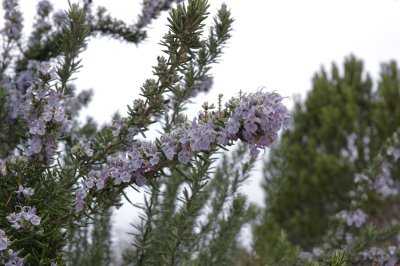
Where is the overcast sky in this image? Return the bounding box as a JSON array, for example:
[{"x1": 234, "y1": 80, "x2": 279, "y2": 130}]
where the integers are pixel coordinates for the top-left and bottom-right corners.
[{"x1": 7, "y1": 0, "x2": 400, "y2": 251}]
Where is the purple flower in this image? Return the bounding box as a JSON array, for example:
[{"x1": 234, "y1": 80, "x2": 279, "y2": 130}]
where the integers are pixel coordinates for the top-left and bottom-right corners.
[
  {"x1": 15, "y1": 185, "x2": 34, "y2": 196},
  {"x1": 142, "y1": 0, "x2": 162, "y2": 24},
  {"x1": 135, "y1": 171, "x2": 146, "y2": 187},
  {"x1": 16, "y1": 71, "x2": 33, "y2": 91},
  {"x1": 44, "y1": 136, "x2": 57, "y2": 161},
  {"x1": 161, "y1": 134, "x2": 177, "y2": 160},
  {"x1": 5, "y1": 249, "x2": 24, "y2": 266},
  {"x1": 142, "y1": 141, "x2": 160, "y2": 165},
  {"x1": 73, "y1": 90, "x2": 290, "y2": 213},
  {"x1": 178, "y1": 144, "x2": 191, "y2": 164},
  {"x1": 83, "y1": 140, "x2": 94, "y2": 157},
  {"x1": 84, "y1": 175, "x2": 96, "y2": 189},
  {"x1": 195, "y1": 76, "x2": 213, "y2": 93},
  {"x1": 338, "y1": 209, "x2": 367, "y2": 228},
  {"x1": 354, "y1": 173, "x2": 369, "y2": 184},
  {"x1": 39, "y1": 62, "x2": 56, "y2": 78},
  {"x1": 95, "y1": 171, "x2": 107, "y2": 190},
  {"x1": 26, "y1": 135, "x2": 42, "y2": 156},
  {"x1": 0, "y1": 229, "x2": 9, "y2": 251},
  {"x1": 387, "y1": 146, "x2": 400, "y2": 161},
  {"x1": 2, "y1": 0, "x2": 23, "y2": 40},
  {"x1": 53, "y1": 11, "x2": 67, "y2": 28},
  {"x1": 7, "y1": 206, "x2": 41, "y2": 228},
  {"x1": 54, "y1": 107, "x2": 66, "y2": 122},
  {"x1": 112, "y1": 119, "x2": 125, "y2": 137},
  {"x1": 120, "y1": 171, "x2": 131, "y2": 183},
  {"x1": 249, "y1": 144, "x2": 260, "y2": 157},
  {"x1": 7, "y1": 212, "x2": 21, "y2": 229},
  {"x1": 48, "y1": 90, "x2": 59, "y2": 107},
  {"x1": 29, "y1": 119, "x2": 46, "y2": 136},
  {"x1": 243, "y1": 106, "x2": 259, "y2": 133},
  {"x1": 226, "y1": 116, "x2": 241, "y2": 134},
  {"x1": 187, "y1": 119, "x2": 216, "y2": 151},
  {"x1": 37, "y1": 0, "x2": 53, "y2": 17},
  {"x1": 75, "y1": 188, "x2": 88, "y2": 212},
  {"x1": 217, "y1": 127, "x2": 230, "y2": 145}
]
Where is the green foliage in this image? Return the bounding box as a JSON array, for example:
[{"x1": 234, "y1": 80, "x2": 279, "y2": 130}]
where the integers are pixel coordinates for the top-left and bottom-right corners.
[
  {"x1": 0, "y1": 4, "x2": 91, "y2": 265},
  {"x1": 122, "y1": 144, "x2": 257, "y2": 266},
  {"x1": 254, "y1": 56, "x2": 400, "y2": 263},
  {"x1": 65, "y1": 206, "x2": 113, "y2": 266}
]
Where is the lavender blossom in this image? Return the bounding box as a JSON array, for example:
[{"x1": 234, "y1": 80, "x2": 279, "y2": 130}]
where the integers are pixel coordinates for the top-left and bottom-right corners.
[
  {"x1": 37, "y1": 0, "x2": 53, "y2": 17},
  {"x1": 387, "y1": 146, "x2": 400, "y2": 161},
  {"x1": 338, "y1": 209, "x2": 368, "y2": 228},
  {"x1": 19, "y1": 74, "x2": 70, "y2": 162},
  {"x1": 2, "y1": 0, "x2": 23, "y2": 40},
  {"x1": 0, "y1": 229, "x2": 9, "y2": 251},
  {"x1": 75, "y1": 188, "x2": 88, "y2": 212},
  {"x1": 16, "y1": 71, "x2": 33, "y2": 92},
  {"x1": 5, "y1": 249, "x2": 24, "y2": 266},
  {"x1": 371, "y1": 162, "x2": 398, "y2": 198},
  {"x1": 14, "y1": 185, "x2": 34, "y2": 196},
  {"x1": 135, "y1": 171, "x2": 146, "y2": 187},
  {"x1": 39, "y1": 61, "x2": 56, "y2": 78},
  {"x1": 354, "y1": 173, "x2": 369, "y2": 184},
  {"x1": 140, "y1": 0, "x2": 184, "y2": 25},
  {"x1": 83, "y1": 140, "x2": 94, "y2": 157},
  {"x1": 195, "y1": 76, "x2": 213, "y2": 93},
  {"x1": 142, "y1": 0, "x2": 162, "y2": 24},
  {"x1": 74, "y1": 91, "x2": 290, "y2": 212},
  {"x1": 7, "y1": 206, "x2": 41, "y2": 228},
  {"x1": 112, "y1": 119, "x2": 125, "y2": 137},
  {"x1": 52, "y1": 10, "x2": 67, "y2": 28}
]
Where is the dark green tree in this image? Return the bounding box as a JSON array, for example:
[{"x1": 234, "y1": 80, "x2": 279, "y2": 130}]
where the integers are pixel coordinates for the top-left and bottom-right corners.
[{"x1": 253, "y1": 56, "x2": 400, "y2": 264}]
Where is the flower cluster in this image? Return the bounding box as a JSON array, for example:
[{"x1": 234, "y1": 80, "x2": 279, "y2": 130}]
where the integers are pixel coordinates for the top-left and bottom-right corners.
[
  {"x1": 358, "y1": 246, "x2": 398, "y2": 265},
  {"x1": 37, "y1": 0, "x2": 53, "y2": 17},
  {"x1": 141, "y1": 0, "x2": 184, "y2": 25},
  {"x1": 224, "y1": 91, "x2": 291, "y2": 155},
  {"x1": 1, "y1": 249, "x2": 24, "y2": 266},
  {"x1": 64, "y1": 89, "x2": 94, "y2": 118},
  {"x1": 10, "y1": 63, "x2": 69, "y2": 162},
  {"x1": 194, "y1": 76, "x2": 213, "y2": 93},
  {"x1": 298, "y1": 247, "x2": 324, "y2": 263},
  {"x1": 28, "y1": 0, "x2": 54, "y2": 46},
  {"x1": 6, "y1": 206, "x2": 41, "y2": 229},
  {"x1": 74, "y1": 90, "x2": 291, "y2": 212},
  {"x1": 387, "y1": 146, "x2": 400, "y2": 161},
  {"x1": 14, "y1": 185, "x2": 34, "y2": 196},
  {"x1": 0, "y1": 230, "x2": 8, "y2": 251},
  {"x1": 370, "y1": 161, "x2": 398, "y2": 198},
  {"x1": 2, "y1": 0, "x2": 23, "y2": 40},
  {"x1": 337, "y1": 209, "x2": 368, "y2": 228}
]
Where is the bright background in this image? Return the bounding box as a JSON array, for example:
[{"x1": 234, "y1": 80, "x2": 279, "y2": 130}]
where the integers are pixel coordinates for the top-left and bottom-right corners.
[{"x1": 5, "y1": 0, "x2": 400, "y2": 254}]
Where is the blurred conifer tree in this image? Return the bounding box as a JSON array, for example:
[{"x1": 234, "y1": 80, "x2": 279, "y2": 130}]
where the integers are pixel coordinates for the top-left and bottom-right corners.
[{"x1": 253, "y1": 56, "x2": 400, "y2": 264}]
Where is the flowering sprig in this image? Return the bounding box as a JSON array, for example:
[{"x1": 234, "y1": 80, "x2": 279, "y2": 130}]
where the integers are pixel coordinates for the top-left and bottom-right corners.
[
  {"x1": 15, "y1": 64, "x2": 69, "y2": 163},
  {"x1": 28, "y1": 0, "x2": 54, "y2": 47},
  {"x1": 74, "y1": 90, "x2": 291, "y2": 212},
  {"x1": 1, "y1": 0, "x2": 23, "y2": 41},
  {"x1": 0, "y1": 0, "x2": 23, "y2": 77}
]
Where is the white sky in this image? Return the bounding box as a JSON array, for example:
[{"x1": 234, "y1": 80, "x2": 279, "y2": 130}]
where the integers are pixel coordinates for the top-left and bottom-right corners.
[{"x1": 4, "y1": 0, "x2": 400, "y2": 255}]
